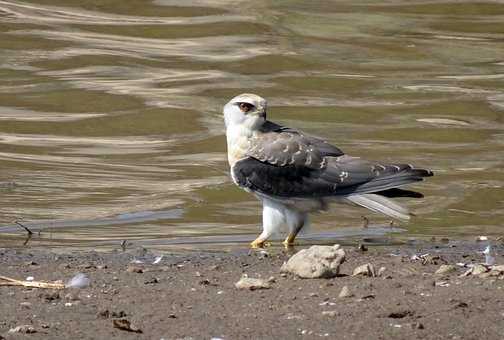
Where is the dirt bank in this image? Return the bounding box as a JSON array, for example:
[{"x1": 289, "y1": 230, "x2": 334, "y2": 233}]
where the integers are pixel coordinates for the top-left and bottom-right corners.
[{"x1": 1, "y1": 242, "x2": 503, "y2": 339}]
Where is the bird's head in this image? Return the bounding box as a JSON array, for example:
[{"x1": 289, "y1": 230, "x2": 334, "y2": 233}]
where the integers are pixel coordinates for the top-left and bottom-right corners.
[{"x1": 223, "y1": 93, "x2": 267, "y2": 130}]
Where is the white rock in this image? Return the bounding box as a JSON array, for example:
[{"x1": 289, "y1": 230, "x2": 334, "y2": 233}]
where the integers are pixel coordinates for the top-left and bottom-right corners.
[
  {"x1": 435, "y1": 264, "x2": 458, "y2": 275},
  {"x1": 322, "y1": 310, "x2": 338, "y2": 317},
  {"x1": 235, "y1": 276, "x2": 271, "y2": 290},
  {"x1": 491, "y1": 265, "x2": 504, "y2": 273},
  {"x1": 377, "y1": 266, "x2": 387, "y2": 277},
  {"x1": 352, "y1": 263, "x2": 376, "y2": 277},
  {"x1": 8, "y1": 325, "x2": 36, "y2": 334},
  {"x1": 280, "y1": 245, "x2": 345, "y2": 279},
  {"x1": 338, "y1": 285, "x2": 353, "y2": 298},
  {"x1": 471, "y1": 264, "x2": 489, "y2": 276}
]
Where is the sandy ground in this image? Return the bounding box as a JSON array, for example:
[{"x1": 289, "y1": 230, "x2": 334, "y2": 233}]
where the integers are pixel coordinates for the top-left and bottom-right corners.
[{"x1": 1, "y1": 242, "x2": 503, "y2": 340}]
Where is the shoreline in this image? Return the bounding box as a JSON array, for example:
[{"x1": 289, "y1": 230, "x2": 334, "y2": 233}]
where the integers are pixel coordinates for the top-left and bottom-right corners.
[{"x1": 1, "y1": 242, "x2": 503, "y2": 339}]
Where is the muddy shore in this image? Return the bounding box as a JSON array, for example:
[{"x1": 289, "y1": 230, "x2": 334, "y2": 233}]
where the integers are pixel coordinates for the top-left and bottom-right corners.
[{"x1": 1, "y1": 242, "x2": 503, "y2": 340}]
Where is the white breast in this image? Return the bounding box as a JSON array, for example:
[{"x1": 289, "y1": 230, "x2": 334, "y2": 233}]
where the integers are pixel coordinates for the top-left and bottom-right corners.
[{"x1": 226, "y1": 124, "x2": 253, "y2": 167}]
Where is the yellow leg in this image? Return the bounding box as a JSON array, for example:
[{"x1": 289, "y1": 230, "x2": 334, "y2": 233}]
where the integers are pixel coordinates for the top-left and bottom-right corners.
[
  {"x1": 282, "y1": 233, "x2": 297, "y2": 248},
  {"x1": 250, "y1": 237, "x2": 269, "y2": 249}
]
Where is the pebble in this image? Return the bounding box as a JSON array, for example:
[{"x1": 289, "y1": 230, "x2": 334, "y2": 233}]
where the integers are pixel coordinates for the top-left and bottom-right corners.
[
  {"x1": 435, "y1": 264, "x2": 458, "y2": 275},
  {"x1": 491, "y1": 265, "x2": 504, "y2": 273},
  {"x1": 8, "y1": 325, "x2": 36, "y2": 334},
  {"x1": 235, "y1": 276, "x2": 271, "y2": 290},
  {"x1": 408, "y1": 322, "x2": 425, "y2": 330},
  {"x1": 377, "y1": 267, "x2": 387, "y2": 277},
  {"x1": 338, "y1": 286, "x2": 353, "y2": 298},
  {"x1": 321, "y1": 310, "x2": 339, "y2": 317},
  {"x1": 126, "y1": 265, "x2": 144, "y2": 273},
  {"x1": 352, "y1": 263, "x2": 377, "y2": 277},
  {"x1": 64, "y1": 292, "x2": 80, "y2": 301},
  {"x1": 19, "y1": 302, "x2": 31, "y2": 308},
  {"x1": 471, "y1": 264, "x2": 489, "y2": 276}
]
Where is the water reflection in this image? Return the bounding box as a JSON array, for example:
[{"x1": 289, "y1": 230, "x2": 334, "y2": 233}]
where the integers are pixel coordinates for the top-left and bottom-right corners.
[{"x1": 0, "y1": 0, "x2": 503, "y2": 251}]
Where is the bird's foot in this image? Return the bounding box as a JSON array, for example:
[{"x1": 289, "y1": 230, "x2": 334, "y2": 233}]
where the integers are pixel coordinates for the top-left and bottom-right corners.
[
  {"x1": 282, "y1": 240, "x2": 296, "y2": 249},
  {"x1": 250, "y1": 238, "x2": 269, "y2": 249},
  {"x1": 282, "y1": 234, "x2": 298, "y2": 248}
]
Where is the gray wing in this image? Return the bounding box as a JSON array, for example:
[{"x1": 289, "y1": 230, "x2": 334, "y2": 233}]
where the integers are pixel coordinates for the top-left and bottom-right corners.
[
  {"x1": 249, "y1": 121, "x2": 344, "y2": 169},
  {"x1": 234, "y1": 121, "x2": 432, "y2": 198}
]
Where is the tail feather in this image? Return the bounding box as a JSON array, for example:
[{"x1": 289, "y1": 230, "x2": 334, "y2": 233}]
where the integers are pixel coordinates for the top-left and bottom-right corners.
[{"x1": 346, "y1": 193, "x2": 411, "y2": 221}]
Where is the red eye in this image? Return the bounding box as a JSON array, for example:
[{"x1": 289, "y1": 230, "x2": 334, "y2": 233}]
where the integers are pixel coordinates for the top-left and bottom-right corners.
[{"x1": 238, "y1": 102, "x2": 254, "y2": 113}]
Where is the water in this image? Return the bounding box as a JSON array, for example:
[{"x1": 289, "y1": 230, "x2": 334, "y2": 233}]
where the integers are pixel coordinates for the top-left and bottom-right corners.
[{"x1": 0, "y1": 0, "x2": 503, "y2": 251}]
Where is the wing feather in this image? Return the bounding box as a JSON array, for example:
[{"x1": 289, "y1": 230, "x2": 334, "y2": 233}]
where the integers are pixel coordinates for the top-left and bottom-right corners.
[
  {"x1": 235, "y1": 120, "x2": 432, "y2": 198},
  {"x1": 233, "y1": 153, "x2": 432, "y2": 198}
]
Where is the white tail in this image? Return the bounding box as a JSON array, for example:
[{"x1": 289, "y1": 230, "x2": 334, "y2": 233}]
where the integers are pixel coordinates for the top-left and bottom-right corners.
[{"x1": 346, "y1": 193, "x2": 411, "y2": 221}]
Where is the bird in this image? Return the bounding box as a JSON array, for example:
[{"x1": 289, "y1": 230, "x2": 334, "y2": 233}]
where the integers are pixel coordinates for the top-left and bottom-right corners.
[{"x1": 223, "y1": 93, "x2": 433, "y2": 248}]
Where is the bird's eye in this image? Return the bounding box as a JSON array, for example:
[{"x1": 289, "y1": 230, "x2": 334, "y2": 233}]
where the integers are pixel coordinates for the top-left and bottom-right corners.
[{"x1": 238, "y1": 102, "x2": 254, "y2": 113}]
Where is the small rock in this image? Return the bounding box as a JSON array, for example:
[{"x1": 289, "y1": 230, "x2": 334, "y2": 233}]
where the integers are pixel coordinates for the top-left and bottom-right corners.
[
  {"x1": 112, "y1": 319, "x2": 142, "y2": 333},
  {"x1": 321, "y1": 310, "x2": 339, "y2": 317},
  {"x1": 421, "y1": 254, "x2": 446, "y2": 265},
  {"x1": 280, "y1": 244, "x2": 345, "y2": 279},
  {"x1": 41, "y1": 291, "x2": 60, "y2": 302},
  {"x1": 478, "y1": 272, "x2": 492, "y2": 279},
  {"x1": 235, "y1": 276, "x2": 271, "y2": 290},
  {"x1": 97, "y1": 265, "x2": 108, "y2": 270},
  {"x1": 387, "y1": 310, "x2": 415, "y2": 319},
  {"x1": 471, "y1": 264, "x2": 489, "y2": 276},
  {"x1": 144, "y1": 277, "x2": 160, "y2": 285},
  {"x1": 126, "y1": 265, "x2": 144, "y2": 273},
  {"x1": 98, "y1": 310, "x2": 111, "y2": 318},
  {"x1": 352, "y1": 263, "x2": 376, "y2": 277},
  {"x1": 435, "y1": 264, "x2": 458, "y2": 275},
  {"x1": 377, "y1": 267, "x2": 387, "y2": 277},
  {"x1": 112, "y1": 311, "x2": 127, "y2": 318},
  {"x1": 79, "y1": 262, "x2": 96, "y2": 270},
  {"x1": 491, "y1": 265, "x2": 504, "y2": 273},
  {"x1": 8, "y1": 325, "x2": 36, "y2": 334},
  {"x1": 19, "y1": 302, "x2": 31, "y2": 308},
  {"x1": 338, "y1": 285, "x2": 353, "y2": 298},
  {"x1": 408, "y1": 322, "x2": 424, "y2": 330},
  {"x1": 64, "y1": 292, "x2": 80, "y2": 301}
]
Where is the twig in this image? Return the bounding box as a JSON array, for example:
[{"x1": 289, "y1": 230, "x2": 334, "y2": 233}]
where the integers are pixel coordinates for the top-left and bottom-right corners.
[
  {"x1": 0, "y1": 275, "x2": 65, "y2": 289},
  {"x1": 15, "y1": 221, "x2": 33, "y2": 235},
  {"x1": 23, "y1": 233, "x2": 32, "y2": 246}
]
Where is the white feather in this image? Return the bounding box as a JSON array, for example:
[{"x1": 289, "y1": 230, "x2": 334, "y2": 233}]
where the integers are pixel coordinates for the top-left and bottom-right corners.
[
  {"x1": 66, "y1": 273, "x2": 90, "y2": 289},
  {"x1": 346, "y1": 193, "x2": 411, "y2": 221},
  {"x1": 261, "y1": 198, "x2": 286, "y2": 239}
]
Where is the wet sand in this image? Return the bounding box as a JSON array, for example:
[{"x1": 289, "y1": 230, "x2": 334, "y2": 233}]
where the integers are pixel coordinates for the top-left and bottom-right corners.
[{"x1": 1, "y1": 242, "x2": 503, "y2": 339}]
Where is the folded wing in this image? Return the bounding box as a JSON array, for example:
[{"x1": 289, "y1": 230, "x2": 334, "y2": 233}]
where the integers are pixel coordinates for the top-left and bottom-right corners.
[{"x1": 234, "y1": 124, "x2": 432, "y2": 198}]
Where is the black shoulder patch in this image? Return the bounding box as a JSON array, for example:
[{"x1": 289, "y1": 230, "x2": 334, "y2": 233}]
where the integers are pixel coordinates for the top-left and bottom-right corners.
[
  {"x1": 232, "y1": 157, "x2": 336, "y2": 197},
  {"x1": 232, "y1": 156, "x2": 432, "y2": 199}
]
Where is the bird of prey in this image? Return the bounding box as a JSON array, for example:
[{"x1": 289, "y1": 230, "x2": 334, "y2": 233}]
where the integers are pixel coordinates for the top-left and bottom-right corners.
[{"x1": 223, "y1": 93, "x2": 433, "y2": 248}]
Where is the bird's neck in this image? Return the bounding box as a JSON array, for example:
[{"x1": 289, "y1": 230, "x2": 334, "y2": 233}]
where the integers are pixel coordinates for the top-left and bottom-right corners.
[{"x1": 226, "y1": 123, "x2": 259, "y2": 166}]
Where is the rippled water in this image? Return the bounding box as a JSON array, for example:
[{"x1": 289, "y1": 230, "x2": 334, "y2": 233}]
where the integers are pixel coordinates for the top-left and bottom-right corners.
[{"x1": 0, "y1": 0, "x2": 503, "y2": 250}]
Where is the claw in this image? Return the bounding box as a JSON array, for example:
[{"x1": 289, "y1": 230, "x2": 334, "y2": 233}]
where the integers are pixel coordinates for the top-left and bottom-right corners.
[
  {"x1": 282, "y1": 233, "x2": 297, "y2": 248},
  {"x1": 250, "y1": 238, "x2": 269, "y2": 249}
]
